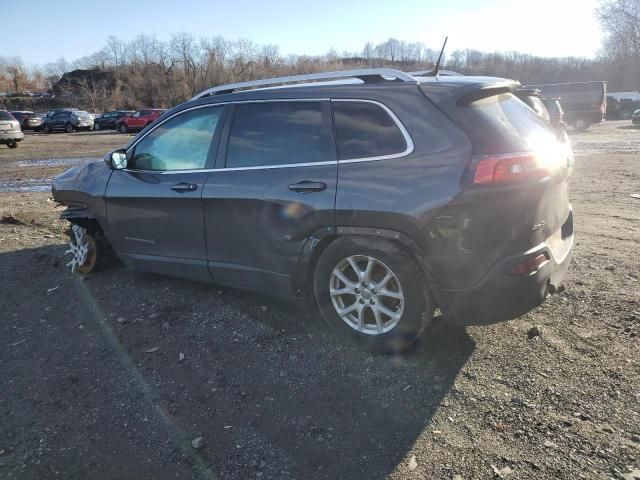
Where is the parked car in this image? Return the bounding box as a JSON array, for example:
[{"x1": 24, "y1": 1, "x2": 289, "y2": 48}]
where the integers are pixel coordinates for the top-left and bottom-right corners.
[
  {"x1": 607, "y1": 91, "x2": 640, "y2": 120},
  {"x1": 45, "y1": 108, "x2": 79, "y2": 119},
  {"x1": 515, "y1": 89, "x2": 567, "y2": 139},
  {"x1": 10, "y1": 111, "x2": 43, "y2": 131},
  {"x1": 515, "y1": 88, "x2": 551, "y2": 123},
  {"x1": 42, "y1": 110, "x2": 94, "y2": 133},
  {"x1": 0, "y1": 110, "x2": 24, "y2": 148},
  {"x1": 93, "y1": 110, "x2": 134, "y2": 130},
  {"x1": 632, "y1": 109, "x2": 640, "y2": 125},
  {"x1": 525, "y1": 81, "x2": 607, "y2": 131},
  {"x1": 115, "y1": 109, "x2": 166, "y2": 133},
  {"x1": 52, "y1": 69, "x2": 575, "y2": 353},
  {"x1": 540, "y1": 97, "x2": 566, "y2": 132}
]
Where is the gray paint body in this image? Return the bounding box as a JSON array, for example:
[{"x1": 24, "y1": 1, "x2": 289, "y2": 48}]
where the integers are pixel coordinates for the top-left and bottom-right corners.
[{"x1": 52, "y1": 77, "x2": 574, "y2": 325}]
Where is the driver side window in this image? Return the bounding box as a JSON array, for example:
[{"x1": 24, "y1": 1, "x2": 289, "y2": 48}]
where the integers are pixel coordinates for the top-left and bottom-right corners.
[{"x1": 129, "y1": 106, "x2": 223, "y2": 171}]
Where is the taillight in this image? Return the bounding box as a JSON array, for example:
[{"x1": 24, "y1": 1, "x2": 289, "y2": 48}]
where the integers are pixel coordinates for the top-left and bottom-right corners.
[
  {"x1": 510, "y1": 253, "x2": 549, "y2": 275},
  {"x1": 472, "y1": 153, "x2": 550, "y2": 185}
]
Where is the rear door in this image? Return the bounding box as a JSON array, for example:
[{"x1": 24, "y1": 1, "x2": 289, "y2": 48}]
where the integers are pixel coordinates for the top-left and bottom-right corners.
[
  {"x1": 51, "y1": 112, "x2": 68, "y2": 130},
  {"x1": 105, "y1": 105, "x2": 227, "y2": 281},
  {"x1": 128, "y1": 111, "x2": 145, "y2": 129},
  {"x1": 202, "y1": 100, "x2": 337, "y2": 296}
]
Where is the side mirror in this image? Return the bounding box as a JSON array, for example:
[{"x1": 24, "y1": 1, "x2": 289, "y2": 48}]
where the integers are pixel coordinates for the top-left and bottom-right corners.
[{"x1": 104, "y1": 149, "x2": 128, "y2": 170}]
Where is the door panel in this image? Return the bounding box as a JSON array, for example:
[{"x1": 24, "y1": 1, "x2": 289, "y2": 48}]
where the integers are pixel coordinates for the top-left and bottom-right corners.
[
  {"x1": 106, "y1": 170, "x2": 212, "y2": 281},
  {"x1": 105, "y1": 105, "x2": 227, "y2": 282},
  {"x1": 203, "y1": 100, "x2": 337, "y2": 296},
  {"x1": 203, "y1": 165, "x2": 336, "y2": 295}
]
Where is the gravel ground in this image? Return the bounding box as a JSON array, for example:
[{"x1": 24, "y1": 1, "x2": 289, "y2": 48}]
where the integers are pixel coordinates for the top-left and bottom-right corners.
[{"x1": 0, "y1": 122, "x2": 639, "y2": 480}]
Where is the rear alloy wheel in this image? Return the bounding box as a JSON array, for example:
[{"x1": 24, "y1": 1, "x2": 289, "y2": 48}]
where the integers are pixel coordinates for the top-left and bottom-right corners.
[
  {"x1": 314, "y1": 236, "x2": 432, "y2": 353},
  {"x1": 65, "y1": 225, "x2": 99, "y2": 274},
  {"x1": 118, "y1": 123, "x2": 128, "y2": 134},
  {"x1": 43, "y1": 124, "x2": 51, "y2": 134},
  {"x1": 65, "y1": 123, "x2": 74, "y2": 133},
  {"x1": 7, "y1": 141, "x2": 17, "y2": 149},
  {"x1": 93, "y1": 122, "x2": 100, "y2": 130}
]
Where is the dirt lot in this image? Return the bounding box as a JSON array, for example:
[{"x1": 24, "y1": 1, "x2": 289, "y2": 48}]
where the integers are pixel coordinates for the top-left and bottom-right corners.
[{"x1": 0, "y1": 123, "x2": 639, "y2": 480}]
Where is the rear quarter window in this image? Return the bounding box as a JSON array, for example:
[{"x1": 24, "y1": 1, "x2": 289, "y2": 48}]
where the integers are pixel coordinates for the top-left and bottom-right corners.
[
  {"x1": 332, "y1": 101, "x2": 408, "y2": 160},
  {"x1": 0, "y1": 111, "x2": 14, "y2": 120}
]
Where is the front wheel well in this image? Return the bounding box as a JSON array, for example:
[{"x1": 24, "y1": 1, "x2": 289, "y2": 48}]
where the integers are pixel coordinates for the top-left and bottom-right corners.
[{"x1": 66, "y1": 217, "x2": 102, "y2": 235}]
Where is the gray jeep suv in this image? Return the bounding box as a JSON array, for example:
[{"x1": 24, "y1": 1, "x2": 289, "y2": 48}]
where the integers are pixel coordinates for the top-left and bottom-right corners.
[{"x1": 52, "y1": 68, "x2": 575, "y2": 353}]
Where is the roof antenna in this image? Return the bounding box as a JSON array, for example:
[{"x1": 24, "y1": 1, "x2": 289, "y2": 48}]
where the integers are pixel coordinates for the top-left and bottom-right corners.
[{"x1": 434, "y1": 36, "x2": 448, "y2": 80}]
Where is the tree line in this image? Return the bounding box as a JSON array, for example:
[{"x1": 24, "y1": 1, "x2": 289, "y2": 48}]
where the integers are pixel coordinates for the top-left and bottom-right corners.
[{"x1": 1, "y1": 0, "x2": 638, "y2": 111}]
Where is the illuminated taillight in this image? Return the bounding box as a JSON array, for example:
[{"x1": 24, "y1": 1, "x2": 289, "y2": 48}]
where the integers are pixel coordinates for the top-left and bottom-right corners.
[{"x1": 473, "y1": 153, "x2": 550, "y2": 185}]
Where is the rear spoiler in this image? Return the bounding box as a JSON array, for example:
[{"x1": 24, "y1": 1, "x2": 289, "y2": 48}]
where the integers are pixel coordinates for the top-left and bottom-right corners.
[
  {"x1": 457, "y1": 85, "x2": 518, "y2": 105},
  {"x1": 419, "y1": 78, "x2": 521, "y2": 107}
]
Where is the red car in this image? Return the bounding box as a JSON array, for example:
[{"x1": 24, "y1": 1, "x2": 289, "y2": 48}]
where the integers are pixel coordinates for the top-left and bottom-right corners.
[{"x1": 115, "y1": 109, "x2": 166, "y2": 133}]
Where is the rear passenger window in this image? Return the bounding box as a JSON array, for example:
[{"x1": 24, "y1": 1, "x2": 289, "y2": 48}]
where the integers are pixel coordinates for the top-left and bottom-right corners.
[
  {"x1": 332, "y1": 101, "x2": 408, "y2": 160},
  {"x1": 226, "y1": 102, "x2": 328, "y2": 168}
]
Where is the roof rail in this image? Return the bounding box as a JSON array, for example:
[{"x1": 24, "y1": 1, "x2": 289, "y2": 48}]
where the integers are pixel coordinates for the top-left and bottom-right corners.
[
  {"x1": 191, "y1": 68, "x2": 417, "y2": 100},
  {"x1": 408, "y1": 69, "x2": 464, "y2": 77}
]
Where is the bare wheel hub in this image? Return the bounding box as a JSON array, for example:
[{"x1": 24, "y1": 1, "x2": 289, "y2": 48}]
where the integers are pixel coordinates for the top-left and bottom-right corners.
[
  {"x1": 329, "y1": 255, "x2": 405, "y2": 335},
  {"x1": 65, "y1": 225, "x2": 91, "y2": 273}
]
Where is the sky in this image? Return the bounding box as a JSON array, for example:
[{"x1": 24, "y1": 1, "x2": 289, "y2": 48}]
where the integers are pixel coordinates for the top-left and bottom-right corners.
[{"x1": 4, "y1": 0, "x2": 602, "y2": 66}]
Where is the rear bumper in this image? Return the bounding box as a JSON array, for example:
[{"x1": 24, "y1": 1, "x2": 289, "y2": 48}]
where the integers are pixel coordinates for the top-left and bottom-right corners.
[
  {"x1": 0, "y1": 131, "x2": 24, "y2": 142},
  {"x1": 440, "y1": 212, "x2": 574, "y2": 326}
]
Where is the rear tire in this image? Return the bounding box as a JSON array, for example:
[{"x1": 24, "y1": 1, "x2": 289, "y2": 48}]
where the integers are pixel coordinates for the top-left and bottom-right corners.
[
  {"x1": 572, "y1": 119, "x2": 591, "y2": 132},
  {"x1": 43, "y1": 124, "x2": 51, "y2": 134},
  {"x1": 314, "y1": 236, "x2": 433, "y2": 353},
  {"x1": 65, "y1": 123, "x2": 74, "y2": 133},
  {"x1": 118, "y1": 123, "x2": 128, "y2": 134},
  {"x1": 7, "y1": 141, "x2": 17, "y2": 149}
]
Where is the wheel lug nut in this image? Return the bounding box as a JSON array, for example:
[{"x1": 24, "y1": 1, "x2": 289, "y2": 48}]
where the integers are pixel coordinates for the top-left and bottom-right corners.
[
  {"x1": 359, "y1": 299, "x2": 365, "y2": 304},
  {"x1": 370, "y1": 299, "x2": 375, "y2": 305},
  {"x1": 371, "y1": 289, "x2": 377, "y2": 294},
  {"x1": 355, "y1": 288, "x2": 360, "y2": 294}
]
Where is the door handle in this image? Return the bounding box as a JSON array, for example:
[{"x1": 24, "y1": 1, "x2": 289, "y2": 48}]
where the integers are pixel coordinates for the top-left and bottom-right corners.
[
  {"x1": 287, "y1": 181, "x2": 327, "y2": 193},
  {"x1": 170, "y1": 182, "x2": 198, "y2": 193}
]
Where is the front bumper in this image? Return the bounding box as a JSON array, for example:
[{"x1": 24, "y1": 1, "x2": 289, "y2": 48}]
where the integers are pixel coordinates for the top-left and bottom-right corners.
[
  {"x1": 0, "y1": 131, "x2": 24, "y2": 142},
  {"x1": 440, "y1": 211, "x2": 574, "y2": 326}
]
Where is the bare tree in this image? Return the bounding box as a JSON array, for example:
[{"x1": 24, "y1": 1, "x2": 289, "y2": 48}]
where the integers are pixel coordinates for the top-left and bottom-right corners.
[{"x1": 597, "y1": 0, "x2": 640, "y2": 88}]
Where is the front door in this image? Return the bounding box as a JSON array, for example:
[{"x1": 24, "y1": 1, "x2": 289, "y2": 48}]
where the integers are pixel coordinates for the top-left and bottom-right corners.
[
  {"x1": 52, "y1": 112, "x2": 69, "y2": 130},
  {"x1": 203, "y1": 100, "x2": 337, "y2": 296},
  {"x1": 105, "y1": 105, "x2": 227, "y2": 281}
]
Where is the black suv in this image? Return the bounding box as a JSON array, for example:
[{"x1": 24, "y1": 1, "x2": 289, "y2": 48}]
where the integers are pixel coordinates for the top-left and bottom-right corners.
[{"x1": 52, "y1": 69, "x2": 575, "y2": 353}]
